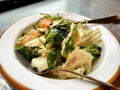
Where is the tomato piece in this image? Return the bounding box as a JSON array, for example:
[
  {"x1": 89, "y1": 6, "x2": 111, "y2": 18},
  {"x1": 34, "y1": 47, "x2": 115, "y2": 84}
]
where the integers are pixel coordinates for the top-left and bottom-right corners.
[
  {"x1": 21, "y1": 29, "x2": 40, "y2": 45},
  {"x1": 39, "y1": 19, "x2": 52, "y2": 28}
]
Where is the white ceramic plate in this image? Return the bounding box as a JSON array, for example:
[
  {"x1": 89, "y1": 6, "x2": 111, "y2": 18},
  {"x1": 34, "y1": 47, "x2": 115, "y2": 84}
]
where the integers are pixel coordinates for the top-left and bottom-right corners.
[{"x1": 0, "y1": 12, "x2": 120, "y2": 90}]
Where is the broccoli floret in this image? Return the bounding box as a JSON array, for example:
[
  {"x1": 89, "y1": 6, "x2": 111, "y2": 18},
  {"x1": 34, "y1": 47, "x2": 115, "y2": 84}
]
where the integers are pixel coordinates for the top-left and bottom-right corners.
[
  {"x1": 15, "y1": 46, "x2": 33, "y2": 62},
  {"x1": 15, "y1": 44, "x2": 40, "y2": 62}
]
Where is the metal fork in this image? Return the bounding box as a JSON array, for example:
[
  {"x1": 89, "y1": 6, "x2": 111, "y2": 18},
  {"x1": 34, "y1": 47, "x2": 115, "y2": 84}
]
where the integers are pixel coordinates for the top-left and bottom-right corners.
[
  {"x1": 76, "y1": 15, "x2": 120, "y2": 24},
  {"x1": 15, "y1": 51, "x2": 120, "y2": 90}
]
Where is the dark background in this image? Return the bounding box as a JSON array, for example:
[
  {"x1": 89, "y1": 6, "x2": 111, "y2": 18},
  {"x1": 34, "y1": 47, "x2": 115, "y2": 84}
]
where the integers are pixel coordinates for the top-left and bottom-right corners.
[{"x1": 0, "y1": 0, "x2": 43, "y2": 12}]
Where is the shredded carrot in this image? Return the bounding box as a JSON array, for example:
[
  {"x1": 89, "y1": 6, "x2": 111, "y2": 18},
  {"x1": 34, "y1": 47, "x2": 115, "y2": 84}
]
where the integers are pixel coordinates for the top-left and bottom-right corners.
[{"x1": 39, "y1": 19, "x2": 52, "y2": 28}]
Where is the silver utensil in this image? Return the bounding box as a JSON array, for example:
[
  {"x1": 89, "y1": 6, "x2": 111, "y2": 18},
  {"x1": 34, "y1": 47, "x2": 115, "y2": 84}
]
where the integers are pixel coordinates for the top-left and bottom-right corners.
[
  {"x1": 15, "y1": 51, "x2": 120, "y2": 90},
  {"x1": 76, "y1": 15, "x2": 120, "y2": 24}
]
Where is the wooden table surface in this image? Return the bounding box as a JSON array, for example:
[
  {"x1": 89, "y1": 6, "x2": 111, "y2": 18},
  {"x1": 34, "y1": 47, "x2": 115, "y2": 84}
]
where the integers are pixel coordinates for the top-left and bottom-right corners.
[{"x1": 0, "y1": 0, "x2": 120, "y2": 90}]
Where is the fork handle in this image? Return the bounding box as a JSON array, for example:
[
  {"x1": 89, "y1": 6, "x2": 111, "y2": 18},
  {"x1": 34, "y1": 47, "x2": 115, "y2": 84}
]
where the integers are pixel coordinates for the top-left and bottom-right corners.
[
  {"x1": 76, "y1": 15, "x2": 120, "y2": 24},
  {"x1": 49, "y1": 69, "x2": 119, "y2": 90}
]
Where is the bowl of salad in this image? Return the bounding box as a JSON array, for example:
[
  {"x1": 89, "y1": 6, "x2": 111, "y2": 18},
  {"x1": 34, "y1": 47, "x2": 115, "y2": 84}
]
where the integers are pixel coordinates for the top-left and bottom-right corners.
[{"x1": 0, "y1": 12, "x2": 120, "y2": 90}]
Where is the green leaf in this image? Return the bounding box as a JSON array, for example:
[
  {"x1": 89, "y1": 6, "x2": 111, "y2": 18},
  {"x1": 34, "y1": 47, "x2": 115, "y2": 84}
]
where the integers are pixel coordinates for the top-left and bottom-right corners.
[
  {"x1": 65, "y1": 37, "x2": 75, "y2": 54},
  {"x1": 47, "y1": 48, "x2": 62, "y2": 69},
  {"x1": 33, "y1": 24, "x2": 39, "y2": 30},
  {"x1": 84, "y1": 44, "x2": 101, "y2": 59},
  {"x1": 46, "y1": 29, "x2": 57, "y2": 43},
  {"x1": 53, "y1": 13, "x2": 63, "y2": 20},
  {"x1": 46, "y1": 23, "x2": 70, "y2": 48}
]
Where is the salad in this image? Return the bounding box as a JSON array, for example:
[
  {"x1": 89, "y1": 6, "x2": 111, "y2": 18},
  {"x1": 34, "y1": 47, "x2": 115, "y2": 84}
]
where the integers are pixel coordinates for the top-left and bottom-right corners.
[{"x1": 15, "y1": 14, "x2": 102, "y2": 79}]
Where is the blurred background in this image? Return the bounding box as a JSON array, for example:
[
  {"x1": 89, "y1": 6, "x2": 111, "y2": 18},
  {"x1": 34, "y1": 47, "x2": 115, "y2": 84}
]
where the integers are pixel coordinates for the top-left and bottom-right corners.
[{"x1": 0, "y1": 0, "x2": 120, "y2": 90}]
